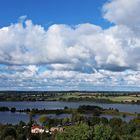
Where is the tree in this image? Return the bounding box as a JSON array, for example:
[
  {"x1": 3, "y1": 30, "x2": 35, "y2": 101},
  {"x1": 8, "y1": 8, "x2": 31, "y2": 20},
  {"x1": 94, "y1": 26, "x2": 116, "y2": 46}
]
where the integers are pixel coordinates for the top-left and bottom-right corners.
[
  {"x1": 133, "y1": 129, "x2": 140, "y2": 137},
  {"x1": 100, "y1": 117, "x2": 108, "y2": 124},
  {"x1": 109, "y1": 118, "x2": 123, "y2": 134},
  {"x1": 1, "y1": 127, "x2": 17, "y2": 140},
  {"x1": 39, "y1": 115, "x2": 48, "y2": 127},
  {"x1": 71, "y1": 113, "x2": 83, "y2": 122},
  {"x1": 109, "y1": 118, "x2": 122, "y2": 127},
  {"x1": 56, "y1": 122, "x2": 92, "y2": 140},
  {"x1": 91, "y1": 116, "x2": 100, "y2": 126},
  {"x1": 94, "y1": 124, "x2": 112, "y2": 140},
  {"x1": 31, "y1": 135, "x2": 40, "y2": 140},
  {"x1": 17, "y1": 134, "x2": 26, "y2": 140},
  {"x1": 11, "y1": 107, "x2": 16, "y2": 113},
  {"x1": 62, "y1": 117, "x2": 69, "y2": 125},
  {"x1": 3, "y1": 136, "x2": 15, "y2": 140}
]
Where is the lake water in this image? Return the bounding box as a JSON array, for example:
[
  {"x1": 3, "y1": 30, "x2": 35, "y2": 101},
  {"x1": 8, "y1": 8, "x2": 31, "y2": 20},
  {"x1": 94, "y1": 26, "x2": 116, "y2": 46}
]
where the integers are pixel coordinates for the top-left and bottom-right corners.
[
  {"x1": 0, "y1": 101, "x2": 139, "y2": 124},
  {"x1": 0, "y1": 112, "x2": 28, "y2": 124},
  {"x1": 0, "y1": 101, "x2": 139, "y2": 113},
  {"x1": 0, "y1": 112, "x2": 135, "y2": 124},
  {"x1": 0, "y1": 112, "x2": 72, "y2": 124}
]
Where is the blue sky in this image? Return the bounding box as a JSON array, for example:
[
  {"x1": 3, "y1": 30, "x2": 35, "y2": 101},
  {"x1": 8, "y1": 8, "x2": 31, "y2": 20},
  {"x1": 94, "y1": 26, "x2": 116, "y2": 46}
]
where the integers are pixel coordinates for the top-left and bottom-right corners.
[
  {"x1": 0, "y1": 0, "x2": 140, "y2": 91},
  {"x1": 0, "y1": 0, "x2": 110, "y2": 28}
]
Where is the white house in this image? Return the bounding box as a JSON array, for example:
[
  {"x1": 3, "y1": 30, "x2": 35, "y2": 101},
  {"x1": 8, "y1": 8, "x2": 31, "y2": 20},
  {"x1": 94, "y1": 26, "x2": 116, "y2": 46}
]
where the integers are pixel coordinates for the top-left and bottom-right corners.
[{"x1": 31, "y1": 126, "x2": 45, "y2": 134}]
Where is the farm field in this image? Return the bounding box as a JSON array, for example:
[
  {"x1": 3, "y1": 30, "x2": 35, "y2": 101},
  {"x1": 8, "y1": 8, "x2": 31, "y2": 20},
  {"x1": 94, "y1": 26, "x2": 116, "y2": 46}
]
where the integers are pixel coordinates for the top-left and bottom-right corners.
[{"x1": 46, "y1": 93, "x2": 140, "y2": 103}]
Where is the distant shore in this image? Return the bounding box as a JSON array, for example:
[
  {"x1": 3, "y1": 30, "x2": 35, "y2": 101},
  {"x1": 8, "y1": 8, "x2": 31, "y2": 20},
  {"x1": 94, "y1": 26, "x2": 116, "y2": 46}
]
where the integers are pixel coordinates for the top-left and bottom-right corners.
[{"x1": 0, "y1": 91, "x2": 140, "y2": 104}]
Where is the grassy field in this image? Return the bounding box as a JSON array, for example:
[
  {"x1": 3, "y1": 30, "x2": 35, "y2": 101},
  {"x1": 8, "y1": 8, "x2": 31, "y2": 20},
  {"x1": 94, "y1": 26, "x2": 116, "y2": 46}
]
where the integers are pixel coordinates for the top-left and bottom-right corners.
[
  {"x1": 107, "y1": 96, "x2": 140, "y2": 102},
  {"x1": 47, "y1": 93, "x2": 140, "y2": 103}
]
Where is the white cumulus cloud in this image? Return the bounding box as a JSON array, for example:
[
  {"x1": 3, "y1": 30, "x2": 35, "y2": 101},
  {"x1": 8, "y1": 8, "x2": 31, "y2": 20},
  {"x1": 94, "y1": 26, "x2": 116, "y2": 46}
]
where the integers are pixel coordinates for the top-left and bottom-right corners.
[{"x1": 0, "y1": 0, "x2": 140, "y2": 90}]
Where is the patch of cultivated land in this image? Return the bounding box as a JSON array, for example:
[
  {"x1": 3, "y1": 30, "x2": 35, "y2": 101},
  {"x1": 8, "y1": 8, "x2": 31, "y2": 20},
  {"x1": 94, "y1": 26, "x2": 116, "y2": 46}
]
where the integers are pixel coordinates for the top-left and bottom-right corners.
[
  {"x1": 107, "y1": 96, "x2": 140, "y2": 102},
  {"x1": 51, "y1": 94, "x2": 140, "y2": 103},
  {"x1": 95, "y1": 95, "x2": 140, "y2": 102}
]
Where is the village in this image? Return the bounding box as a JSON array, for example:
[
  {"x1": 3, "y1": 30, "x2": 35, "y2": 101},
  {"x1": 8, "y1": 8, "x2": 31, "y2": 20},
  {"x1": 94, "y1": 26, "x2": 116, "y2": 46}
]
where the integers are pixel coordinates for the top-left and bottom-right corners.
[{"x1": 31, "y1": 125, "x2": 64, "y2": 134}]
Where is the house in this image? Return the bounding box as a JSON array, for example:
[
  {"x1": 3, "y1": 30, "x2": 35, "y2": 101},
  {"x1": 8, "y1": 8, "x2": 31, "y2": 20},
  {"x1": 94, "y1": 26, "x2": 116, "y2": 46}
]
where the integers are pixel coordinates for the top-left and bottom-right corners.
[
  {"x1": 31, "y1": 126, "x2": 49, "y2": 134},
  {"x1": 50, "y1": 127, "x2": 64, "y2": 133}
]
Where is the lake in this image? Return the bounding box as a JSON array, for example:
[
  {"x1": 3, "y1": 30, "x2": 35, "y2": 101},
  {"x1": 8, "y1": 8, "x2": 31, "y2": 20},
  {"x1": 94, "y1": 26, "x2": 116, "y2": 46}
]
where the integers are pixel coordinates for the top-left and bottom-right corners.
[
  {"x1": 0, "y1": 101, "x2": 139, "y2": 113},
  {"x1": 0, "y1": 112, "x2": 72, "y2": 124},
  {"x1": 0, "y1": 112, "x2": 135, "y2": 124},
  {"x1": 0, "y1": 101, "x2": 139, "y2": 124}
]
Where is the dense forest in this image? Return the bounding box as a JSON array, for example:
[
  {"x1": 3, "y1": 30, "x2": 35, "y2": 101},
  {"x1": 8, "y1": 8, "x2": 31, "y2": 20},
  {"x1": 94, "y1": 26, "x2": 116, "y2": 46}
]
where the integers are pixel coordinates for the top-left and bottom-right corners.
[
  {"x1": 0, "y1": 114, "x2": 140, "y2": 140},
  {"x1": 0, "y1": 105, "x2": 140, "y2": 140}
]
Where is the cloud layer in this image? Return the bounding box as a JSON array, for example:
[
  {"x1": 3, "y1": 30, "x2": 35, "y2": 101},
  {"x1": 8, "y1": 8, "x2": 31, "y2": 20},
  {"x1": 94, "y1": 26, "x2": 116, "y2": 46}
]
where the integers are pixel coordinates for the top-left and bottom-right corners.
[
  {"x1": 0, "y1": 0, "x2": 140, "y2": 90},
  {"x1": 103, "y1": 0, "x2": 140, "y2": 29}
]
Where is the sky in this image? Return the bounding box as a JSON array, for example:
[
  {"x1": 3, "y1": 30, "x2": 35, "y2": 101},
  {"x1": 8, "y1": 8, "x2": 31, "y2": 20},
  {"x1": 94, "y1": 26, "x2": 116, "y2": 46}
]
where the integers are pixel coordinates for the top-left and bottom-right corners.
[{"x1": 0, "y1": 0, "x2": 140, "y2": 91}]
